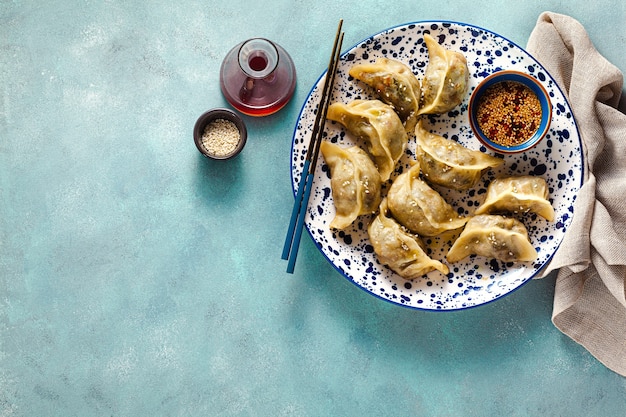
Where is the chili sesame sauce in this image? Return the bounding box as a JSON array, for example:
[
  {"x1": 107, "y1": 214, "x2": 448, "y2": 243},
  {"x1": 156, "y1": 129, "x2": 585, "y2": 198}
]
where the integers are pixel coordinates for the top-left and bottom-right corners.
[{"x1": 476, "y1": 81, "x2": 542, "y2": 147}]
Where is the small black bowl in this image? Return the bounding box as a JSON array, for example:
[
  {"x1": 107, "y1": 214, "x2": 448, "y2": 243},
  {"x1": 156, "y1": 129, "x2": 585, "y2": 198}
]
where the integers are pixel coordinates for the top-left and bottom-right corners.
[{"x1": 193, "y1": 108, "x2": 247, "y2": 160}]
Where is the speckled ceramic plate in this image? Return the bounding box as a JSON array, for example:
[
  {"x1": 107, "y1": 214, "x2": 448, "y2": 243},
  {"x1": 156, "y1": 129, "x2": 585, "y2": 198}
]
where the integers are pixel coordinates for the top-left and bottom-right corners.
[{"x1": 289, "y1": 21, "x2": 582, "y2": 311}]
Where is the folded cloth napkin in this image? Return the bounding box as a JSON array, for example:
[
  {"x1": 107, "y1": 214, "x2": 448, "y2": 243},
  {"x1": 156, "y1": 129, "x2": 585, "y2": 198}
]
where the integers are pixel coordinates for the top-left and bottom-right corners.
[{"x1": 526, "y1": 12, "x2": 626, "y2": 376}]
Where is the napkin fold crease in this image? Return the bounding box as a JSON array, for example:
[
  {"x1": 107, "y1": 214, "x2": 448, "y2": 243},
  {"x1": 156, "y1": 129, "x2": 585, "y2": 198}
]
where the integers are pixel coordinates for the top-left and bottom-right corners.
[{"x1": 527, "y1": 12, "x2": 626, "y2": 376}]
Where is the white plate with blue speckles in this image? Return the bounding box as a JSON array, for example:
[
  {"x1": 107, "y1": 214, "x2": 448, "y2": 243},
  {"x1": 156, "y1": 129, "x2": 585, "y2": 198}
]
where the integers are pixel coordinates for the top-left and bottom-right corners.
[{"x1": 289, "y1": 21, "x2": 582, "y2": 311}]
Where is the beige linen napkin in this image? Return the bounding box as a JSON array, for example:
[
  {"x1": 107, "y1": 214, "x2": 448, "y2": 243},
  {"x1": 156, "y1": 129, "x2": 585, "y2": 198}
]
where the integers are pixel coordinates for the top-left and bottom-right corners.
[{"x1": 526, "y1": 12, "x2": 626, "y2": 376}]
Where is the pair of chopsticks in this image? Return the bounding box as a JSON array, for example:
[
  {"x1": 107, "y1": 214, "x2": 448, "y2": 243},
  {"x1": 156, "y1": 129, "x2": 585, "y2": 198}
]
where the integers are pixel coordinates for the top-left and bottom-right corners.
[{"x1": 282, "y1": 19, "x2": 345, "y2": 274}]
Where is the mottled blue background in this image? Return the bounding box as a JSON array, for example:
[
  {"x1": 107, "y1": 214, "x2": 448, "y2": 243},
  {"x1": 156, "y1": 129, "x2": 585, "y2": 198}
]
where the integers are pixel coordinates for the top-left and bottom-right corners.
[{"x1": 1, "y1": 1, "x2": 625, "y2": 416}]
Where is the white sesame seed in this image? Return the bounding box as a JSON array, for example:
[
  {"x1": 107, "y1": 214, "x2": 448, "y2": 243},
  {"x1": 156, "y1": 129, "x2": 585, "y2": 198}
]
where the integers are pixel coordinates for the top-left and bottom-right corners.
[{"x1": 201, "y1": 119, "x2": 241, "y2": 157}]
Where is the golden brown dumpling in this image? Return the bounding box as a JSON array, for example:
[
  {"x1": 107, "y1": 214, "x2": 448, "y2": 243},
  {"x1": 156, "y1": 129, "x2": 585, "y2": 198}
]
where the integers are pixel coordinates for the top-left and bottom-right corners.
[
  {"x1": 368, "y1": 198, "x2": 449, "y2": 279},
  {"x1": 415, "y1": 120, "x2": 502, "y2": 190},
  {"x1": 320, "y1": 141, "x2": 382, "y2": 230},
  {"x1": 446, "y1": 214, "x2": 538, "y2": 263},
  {"x1": 387, "y1": 162, "x2": 469, "y2": 236},
  {"x1": 348, "y1": 58, "x2": 422, "y2": 132},
  {"x1": 418, "y1": 34, "x2": 469, "y2": 115},
  {"x1": 474, "y1": 176, "x2": 555, "y2": 221},
  {"x1": 326, "y1": 99, "x2": 408, "y2": 181}
]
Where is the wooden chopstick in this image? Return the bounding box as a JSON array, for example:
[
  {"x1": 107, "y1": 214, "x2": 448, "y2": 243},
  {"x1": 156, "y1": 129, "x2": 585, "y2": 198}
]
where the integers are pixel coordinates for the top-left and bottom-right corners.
[{"x1": 282, "y1": 20, "x2": 344, "y2": 273}]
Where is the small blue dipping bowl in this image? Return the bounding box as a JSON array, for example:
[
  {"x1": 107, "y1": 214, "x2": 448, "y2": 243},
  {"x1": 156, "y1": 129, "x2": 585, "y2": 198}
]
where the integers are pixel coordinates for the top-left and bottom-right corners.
[{"x1": 469, "y1": 70, "x2": 552, "y2": 154}]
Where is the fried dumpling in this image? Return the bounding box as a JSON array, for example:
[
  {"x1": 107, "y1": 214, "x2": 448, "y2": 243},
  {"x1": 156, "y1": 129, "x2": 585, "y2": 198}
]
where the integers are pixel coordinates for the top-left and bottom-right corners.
[
  {"x1": 320, "y1": 141, "x2": 382, "y2": 230},
  {"x1": 446, "y1": 214, "x2": 538, "y2": 263},
  {"x1": 474, "y1": 176, "x2": 555, "y2": 221},
  {"x1": 418, "y1": 33, "x2": 469, "y2": 115},
  {"x1": 326, "y1": 99, "x2": 408, "y2": 181},
  {"x1": 348, "y1": 58, "x2": 422, "y2": 132},
  {"x1": 368, "y1": 199, "x2": 449, "y2": 279},
  {"x1": 387, "y1": 162, "x2": 469, "y2": 236},
  {"x1": 415, "y1": 120, "x2": 502, "y2": 190}
]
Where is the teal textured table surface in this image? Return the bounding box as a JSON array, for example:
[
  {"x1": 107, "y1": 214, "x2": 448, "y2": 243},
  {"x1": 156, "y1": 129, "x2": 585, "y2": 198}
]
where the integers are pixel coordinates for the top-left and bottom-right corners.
[{"x1": 2, "y1": 1, "x2": 625, "y2": 416}]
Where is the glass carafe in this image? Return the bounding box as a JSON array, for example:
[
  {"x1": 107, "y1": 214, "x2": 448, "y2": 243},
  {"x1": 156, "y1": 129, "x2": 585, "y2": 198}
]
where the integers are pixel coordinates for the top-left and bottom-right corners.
[{"x1": 220, "y1": 38, "x2": 296, "y2": 117}]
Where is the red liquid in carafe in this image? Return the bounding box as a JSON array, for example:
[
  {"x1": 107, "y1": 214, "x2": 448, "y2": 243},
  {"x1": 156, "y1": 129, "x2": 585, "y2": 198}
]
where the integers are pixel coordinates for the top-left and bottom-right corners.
[{"x1": 249, "y1": 55, "x2": 268, "y2": 72}]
